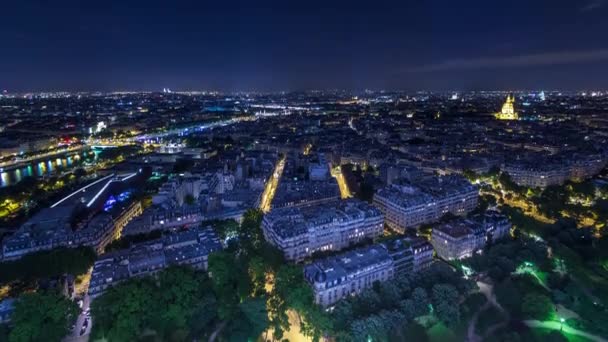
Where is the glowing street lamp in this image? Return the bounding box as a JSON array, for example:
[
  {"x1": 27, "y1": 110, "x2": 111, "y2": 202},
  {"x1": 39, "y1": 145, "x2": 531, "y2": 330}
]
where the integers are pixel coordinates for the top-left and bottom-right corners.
[{"x1": 560, "y1": 317, "x2": 565, "y2": 331}]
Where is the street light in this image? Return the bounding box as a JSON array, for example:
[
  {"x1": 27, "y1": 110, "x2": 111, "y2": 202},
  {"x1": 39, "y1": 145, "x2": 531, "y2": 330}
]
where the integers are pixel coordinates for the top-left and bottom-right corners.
[{"x1": 560, "y1": 317, "x2": 565, "y2": 331}]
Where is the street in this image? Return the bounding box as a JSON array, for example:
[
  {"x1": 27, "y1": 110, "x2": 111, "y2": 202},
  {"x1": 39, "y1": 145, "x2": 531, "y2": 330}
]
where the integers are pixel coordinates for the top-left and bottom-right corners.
[
  {"x1": 64, "y1": 295, "x2": 92, "y2": 342},
  {"x1": 260, "y1": 157, "x2": 285, "y2": 212}
]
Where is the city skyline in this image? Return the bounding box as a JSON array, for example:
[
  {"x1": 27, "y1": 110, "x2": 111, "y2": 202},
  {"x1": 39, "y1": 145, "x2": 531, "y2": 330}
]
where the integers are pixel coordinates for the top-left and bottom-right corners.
[{"x1": 1, "y1": 2, "x2": 608, "y2": 341}]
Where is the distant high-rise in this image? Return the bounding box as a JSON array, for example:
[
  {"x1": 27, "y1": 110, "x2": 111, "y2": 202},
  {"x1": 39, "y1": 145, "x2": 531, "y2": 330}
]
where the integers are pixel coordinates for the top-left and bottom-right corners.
[
  {"x1": 539, "y1": 90, "x2": 546, "y2": 101},
  {"x1": 494, "y1": 94, "x2": 519, "y2": 120}
]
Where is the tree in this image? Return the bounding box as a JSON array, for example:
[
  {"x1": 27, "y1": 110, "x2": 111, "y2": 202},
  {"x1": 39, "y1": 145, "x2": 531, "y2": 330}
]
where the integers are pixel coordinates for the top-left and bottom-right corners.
[
  {"x1": 463, "y1": 169, "x2": 478, "y2": 182},
  {"x1": 0, "y1": 247, "x2": 96, "y2": 284},
  {"x1": 431, "y1": 284, "x2": 461, "y2": 326},
  {"x1": 378, "y1": 282, "x2": 401, "y2": 308},
  {"x1": 92, "y1": 267, "x2": 217, "y2": 341},
  {"x1": 155, "y1": 267, "x2": 209, "y2": 335},
  {"x1": 521, "y1": 293, "x2": 555, "y2": 321},
  {"x1": 9, "y1": 292, "x2": 78, "y2": 342},
  {"x1": 208, "y1": 251, "x2": 251, "y2": 320},
  {"x1": 396, "y1": 321, "x2": 429, "y2": 342},
  {"x1": 0, "y1": 325, "x2": 8, "y2": 342},
  {"x1": 222, "y1": 297, "x2": 270, "y2": 341},
  {"x1": 411, "y1": 287, "x2": 430, "y2": 317},
  {"x1": 248, "y1": 256, "x2": 267, "y2": 297},
  {"x1": 188, "y1": 295, "x2": 218, "y2": 339},
  {"x1": 333, "y1": 301, "x2": 354, "y2": 331},
  {"x1": 91, "y1": 278, "x2": 158, "y2": 341},
  {"x1": 239, "y1": 209, "x2": 264, "y2": 252},
  {"x1": 487, "y1": 166, "x2": 500, "y2": 178},
  {"x1": 353, "y1": 289, "x2": 381, "y2": 316},
  {"x1": 394, "y1": 274, "x2": 411, "y2": 295},
  {"x1": 399, "y1": 299, "x2": 417, "y2": 320},
  {"x1": 350, "y1": 315, "x2": 388, "y2": 342},
  {"x1": 209, "y1": 219, "x2": 239, "y2": 241}
]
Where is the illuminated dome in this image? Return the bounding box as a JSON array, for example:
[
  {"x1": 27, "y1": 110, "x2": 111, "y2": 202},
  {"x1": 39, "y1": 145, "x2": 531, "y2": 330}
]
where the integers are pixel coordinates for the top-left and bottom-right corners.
[{"x1": 495, "y1": 94, "x2": 519, "y2": 120}]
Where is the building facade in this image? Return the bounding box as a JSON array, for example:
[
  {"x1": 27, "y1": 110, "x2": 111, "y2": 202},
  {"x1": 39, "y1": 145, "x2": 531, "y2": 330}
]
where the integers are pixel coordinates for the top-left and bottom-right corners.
[
  {"x1": 262, "y1": 199, "x2": 383, "y2": 261},
  {"x1": 304, "y1": 245, "x2": 394, "y2": 307},
  {"x1": 373, "y1": 175, "x2": 478, "y2": 233},
  {"x1": 88, "y1": 227, "x2": 221, "y2": 298},
  {"x1": 382, "y1": 237, "x2": 434, "y2": 275},
  {"x1": 304, "y1": 237, "x2": 435, "y2": 307},
  {"x1": 431, "y1": 210, "x2": 511, "y2": 260},
  {"x1": 503, "y1": 155, "x2": 606, "y2": 188}
]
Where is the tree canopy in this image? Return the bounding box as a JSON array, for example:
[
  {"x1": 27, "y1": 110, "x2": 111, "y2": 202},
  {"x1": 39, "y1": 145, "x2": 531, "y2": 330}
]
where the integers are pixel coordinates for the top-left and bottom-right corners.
[
  {"x1": 9, "y1": 292, "x2": 78, "y2": 342},
  {"x1": 0, "y1": 247, "x2": 96, "y2": 285}
]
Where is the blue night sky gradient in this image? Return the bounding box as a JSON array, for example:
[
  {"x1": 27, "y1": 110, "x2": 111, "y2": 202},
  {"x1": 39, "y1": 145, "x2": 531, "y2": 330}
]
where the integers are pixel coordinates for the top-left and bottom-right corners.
[{"x1": 2, "y1": 0, "x2": 608, "y2": 91}]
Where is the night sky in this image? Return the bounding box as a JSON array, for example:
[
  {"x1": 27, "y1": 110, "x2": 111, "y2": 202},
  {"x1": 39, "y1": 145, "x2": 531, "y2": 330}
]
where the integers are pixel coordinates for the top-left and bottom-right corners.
[{"x1": 2, "y1": 0, "x2": 608, "y2": 92}]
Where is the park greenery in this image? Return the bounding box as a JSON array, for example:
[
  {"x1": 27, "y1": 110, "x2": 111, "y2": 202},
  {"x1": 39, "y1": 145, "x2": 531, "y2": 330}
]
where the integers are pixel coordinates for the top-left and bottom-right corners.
[
  {"x1": 462, "y1": 213, "x2": 608, "y2": 339},
  {"x1": 460, "y1": 167, "x2": 608, "y2": 340},
  {"x1": 88, "y1": 209, "x2": 314, "y2": 341},
  {"x1": 91, "y1": 266, "x2": 228, "y2": 341},
  {"x1": 330, "y1": 263, "x2": 475, "y2": 341},
  {"x1": 8, "y1": 292, "x2": 78, "y2": 342},
  {"x1": 88, "y1": 208, "x2": 488, "y2": 342},
  {"x1": 0, "y1": 247, "x2": 96, "y2": 286},
  {"x1": 3, "y1": 166, "x2": 607, "y2": 341}
]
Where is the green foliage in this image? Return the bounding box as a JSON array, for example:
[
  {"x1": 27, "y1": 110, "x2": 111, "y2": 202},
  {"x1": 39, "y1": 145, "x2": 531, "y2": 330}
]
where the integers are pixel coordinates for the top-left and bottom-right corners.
[
  {"x1": 357, "y1": 310, "x2": 404, "y2": 341},
  {"x1": 460, "y1": 292, "x2": 487, "y2": 320},
  {"x1": 97, "y1": 145, "x2": 141, "y2": 162},
  {"x1": 396, "y1": 321, "x2": 429, "y2": 342},
  {"x1": 495, "y1": 278, "x2": 522, "y2": 316},
  {"x1": 239, "y1": 209, "x2": 265, "y2": 252},
  {"x1": 411, "y1": 287, "x2": 430, "y2": 317},
  {"x1": 91, "y1": 278, "x2": 158, "y2": 341},
  {"x1": 248, "y1": 256, "x2": 267, "y2": 297},
  {"x1": 329, "y1": 264, "x2": 474, "y2": 340},
  {"x1": 0, "y1": 247, "x2": 96, "y2": 284},
  {"x1": 500, "y1": 203, "x2": 545, "y2": 229},
  {"x1": 207, "y1": 251, "x2": 251, "y2": 320},
  {"x1": 498, "y1": 172, "x2": 525, "y2": 195},
  {"x1": 91, "y1": 267, "x2": 218, "y2": 341},
  {"x1": 221, "y1": 297, "x2": 270, "y2": 342},
  {"x1": 156, "y1": 267, "x2": 211, "y2": 332},
  {"x1": 238, "y1": 298, "x2": 270, "y2": 338},
  {"x1": 462, "y1": 169, "x2": 478, "y2": 182},
  {"x1": 0, "y1": 325, "x2": 8, "y2": 342},
  {"x1": 521, "y1": 293, "x2": 555, "y2": 320},
  {"x1": 431, "y1": 284, "x2": 461, "y2": 326},
  {"x1": 496, "y1": 274, "x2": 551, "y2": 319},
  {"x1": 464, "y1": 237, "x2": 550, "y2": 281},
  {"x1": 532, "y1": 185, "x2": 569, "y2": 219},
  {"x1": 205, "y1": 219, "x2": 239, "y2": 241},
  {"x1": 9, "y1": 292, "x2": 78, "y2": 342},
  {"x1": 188, "y1": 295, "x2": 218, "y2": 339}
]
